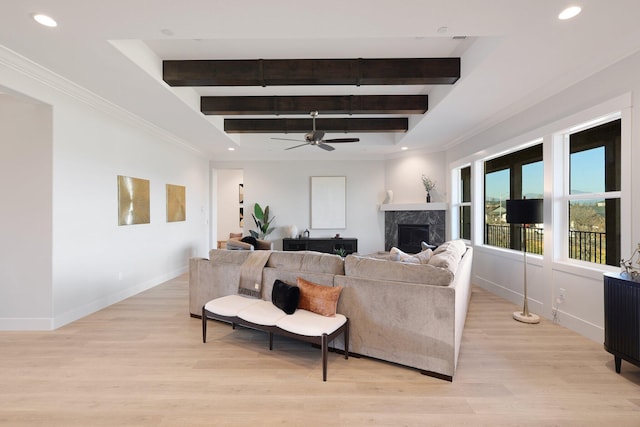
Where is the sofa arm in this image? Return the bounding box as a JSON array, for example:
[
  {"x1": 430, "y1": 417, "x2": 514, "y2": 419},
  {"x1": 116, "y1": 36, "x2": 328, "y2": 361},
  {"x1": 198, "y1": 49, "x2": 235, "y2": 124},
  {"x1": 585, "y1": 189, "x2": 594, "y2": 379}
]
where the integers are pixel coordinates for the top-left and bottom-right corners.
[{"x1": 189, "y1": 259, "x2": 243, "y2": 316}]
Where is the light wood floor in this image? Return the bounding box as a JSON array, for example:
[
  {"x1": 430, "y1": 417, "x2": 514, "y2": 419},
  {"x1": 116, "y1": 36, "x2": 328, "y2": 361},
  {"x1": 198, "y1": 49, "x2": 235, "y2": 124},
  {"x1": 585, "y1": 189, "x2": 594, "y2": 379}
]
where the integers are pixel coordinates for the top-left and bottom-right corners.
[{"x1": 1, "y1": 274, "x2": 639, "y2": 426}]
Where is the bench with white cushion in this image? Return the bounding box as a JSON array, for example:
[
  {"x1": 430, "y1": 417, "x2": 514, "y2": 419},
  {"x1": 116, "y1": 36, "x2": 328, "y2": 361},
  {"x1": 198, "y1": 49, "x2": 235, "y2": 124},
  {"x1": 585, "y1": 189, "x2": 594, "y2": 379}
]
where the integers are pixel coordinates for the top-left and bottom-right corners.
[{"x1": 202, "y1": 294, "x2": 349, "y2": 381}]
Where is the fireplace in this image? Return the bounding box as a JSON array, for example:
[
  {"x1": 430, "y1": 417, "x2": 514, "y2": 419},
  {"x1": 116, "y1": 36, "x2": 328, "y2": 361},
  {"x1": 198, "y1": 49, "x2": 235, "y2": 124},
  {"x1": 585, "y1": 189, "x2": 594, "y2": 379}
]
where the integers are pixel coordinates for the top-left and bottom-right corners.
[
  {"x1": 384, "y1": 208, "x2": 445, "y2": 251},
  {"x1": 397, "y1": 224, "x2": 430, "y2": 253}
]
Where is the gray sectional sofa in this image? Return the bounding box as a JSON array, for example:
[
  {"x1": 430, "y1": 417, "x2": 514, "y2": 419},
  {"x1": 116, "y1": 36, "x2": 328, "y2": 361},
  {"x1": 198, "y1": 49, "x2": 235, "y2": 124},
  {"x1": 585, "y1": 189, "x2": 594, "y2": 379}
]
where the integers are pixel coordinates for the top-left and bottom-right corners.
[{"x1": 189, "y1": 240, "x2": 473, "y2": 381}]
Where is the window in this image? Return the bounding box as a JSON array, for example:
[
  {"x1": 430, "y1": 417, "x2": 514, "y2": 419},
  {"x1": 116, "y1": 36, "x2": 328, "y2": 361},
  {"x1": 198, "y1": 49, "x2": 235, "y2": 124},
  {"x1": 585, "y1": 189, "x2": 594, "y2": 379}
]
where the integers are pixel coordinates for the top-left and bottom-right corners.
[
  {"x1": 452, "y1": 165, "x2": 472, "y2": 241},
  {"x1": 484, "y1": 143, "x2": 543, "y2": 253},
  {"x1": 459, "y1": 166, "x2": 471, "y2": 240},
  {"x1": 566, "y1": 119, "x2": 621, "y2": 265}
]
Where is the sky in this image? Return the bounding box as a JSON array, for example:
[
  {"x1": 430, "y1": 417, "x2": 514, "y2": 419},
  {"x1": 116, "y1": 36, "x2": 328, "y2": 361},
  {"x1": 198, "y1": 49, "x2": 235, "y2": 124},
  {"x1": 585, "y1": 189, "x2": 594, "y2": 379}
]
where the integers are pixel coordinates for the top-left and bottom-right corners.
[{"x1": 485, "y1": 146, "x2": 605, "y2": 201}]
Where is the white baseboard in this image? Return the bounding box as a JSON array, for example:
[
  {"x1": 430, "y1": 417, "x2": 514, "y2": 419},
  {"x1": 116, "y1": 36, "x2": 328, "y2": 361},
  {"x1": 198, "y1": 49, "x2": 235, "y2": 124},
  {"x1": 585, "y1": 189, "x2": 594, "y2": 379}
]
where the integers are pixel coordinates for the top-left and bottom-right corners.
[
  {"x1": 474, "y1": 277, "x2": 604, "y2": 343},
  {"x1": 0, "y1": 267, "x2": 187, "y2": 331},
  {"x1": 0, "y1": 317, "x2": 54, "y2": 330}
]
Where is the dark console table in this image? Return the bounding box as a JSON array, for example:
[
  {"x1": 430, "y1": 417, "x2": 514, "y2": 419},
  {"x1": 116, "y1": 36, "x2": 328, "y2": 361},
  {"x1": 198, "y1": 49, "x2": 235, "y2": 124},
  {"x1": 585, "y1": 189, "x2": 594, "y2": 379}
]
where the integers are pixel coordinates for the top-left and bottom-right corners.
[
  {"x1": 603, "y1": 272, "x2": 640, "y2": 373},
  {"x1": 282, "y1": 238, "x2": 358, "y2": 255}
]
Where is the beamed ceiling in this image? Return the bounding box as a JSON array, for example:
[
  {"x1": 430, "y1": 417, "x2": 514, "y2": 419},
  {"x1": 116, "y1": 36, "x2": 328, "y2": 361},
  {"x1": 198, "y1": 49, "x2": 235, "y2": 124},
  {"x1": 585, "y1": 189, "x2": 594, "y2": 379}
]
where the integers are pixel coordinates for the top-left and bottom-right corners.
[
  {"x1": 2, "y1": 1, "x2": 640, "y2": 160},
  {"x1": 163, "y1": 58, "x2": 459, "y2": 134}
]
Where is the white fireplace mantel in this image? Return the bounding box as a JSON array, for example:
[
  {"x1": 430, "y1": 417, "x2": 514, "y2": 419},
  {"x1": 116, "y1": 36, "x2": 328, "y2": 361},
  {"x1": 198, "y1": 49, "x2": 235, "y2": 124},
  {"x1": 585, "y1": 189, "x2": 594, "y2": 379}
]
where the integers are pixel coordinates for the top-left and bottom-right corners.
[{"x1": 379, "y1": 202, "x2": 448, "y2": 211}]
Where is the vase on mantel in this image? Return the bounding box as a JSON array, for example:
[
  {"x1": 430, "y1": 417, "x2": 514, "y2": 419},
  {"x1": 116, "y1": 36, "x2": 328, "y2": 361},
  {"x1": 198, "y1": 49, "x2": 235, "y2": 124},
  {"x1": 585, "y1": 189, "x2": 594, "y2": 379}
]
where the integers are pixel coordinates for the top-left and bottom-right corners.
[{"x1": 426, "y1": 192, "x2": 431, "y2": 203}]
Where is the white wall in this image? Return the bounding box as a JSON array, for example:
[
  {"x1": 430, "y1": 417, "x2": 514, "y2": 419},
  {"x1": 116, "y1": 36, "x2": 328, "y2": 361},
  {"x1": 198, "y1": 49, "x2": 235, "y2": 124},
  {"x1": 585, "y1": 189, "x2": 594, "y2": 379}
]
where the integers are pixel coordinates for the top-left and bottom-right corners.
[
  {"x1": 446, "y1": 49, "x2": 640, "y2": 342},
  {"x1": 212, "y1": 160, "x2": 386, "y2": 255},
  {"x1": 0, "y1": 48, "x2": 210, "y2": 330},
  {"x1": 384, "y1": 151, "x2": 448, "y2": 204},
  {"x1": 0, "y1": 94, "x2": 53, "y2": 328}
]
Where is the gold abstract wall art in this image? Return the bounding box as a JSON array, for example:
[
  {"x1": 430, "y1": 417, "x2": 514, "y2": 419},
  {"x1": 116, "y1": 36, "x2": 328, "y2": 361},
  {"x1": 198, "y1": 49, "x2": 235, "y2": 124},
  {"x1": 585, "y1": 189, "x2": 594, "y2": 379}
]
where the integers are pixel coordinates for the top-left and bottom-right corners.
[
  {"x1": 166, "y1": 184, "x2": 186, "y2": 222},
  {"x1": 118, "y1": 175, "x2": 150, "y2": 226}
]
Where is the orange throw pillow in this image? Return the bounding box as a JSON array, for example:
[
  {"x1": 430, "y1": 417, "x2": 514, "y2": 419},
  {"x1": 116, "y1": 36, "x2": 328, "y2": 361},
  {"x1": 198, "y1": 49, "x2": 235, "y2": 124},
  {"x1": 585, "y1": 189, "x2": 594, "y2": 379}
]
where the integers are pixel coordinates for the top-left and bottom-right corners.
[{"x1": 296, "y1": 277, "x2": 343, "y2": 317}]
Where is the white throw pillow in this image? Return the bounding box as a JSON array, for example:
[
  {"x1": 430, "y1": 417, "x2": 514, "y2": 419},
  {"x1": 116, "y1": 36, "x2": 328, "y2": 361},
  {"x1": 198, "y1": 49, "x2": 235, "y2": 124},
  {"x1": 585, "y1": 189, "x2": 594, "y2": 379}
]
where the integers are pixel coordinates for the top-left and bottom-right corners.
[
  {"x1": 414, "y1": 248, "x2": 433, "y2": 264},
  {"x1": 390, "y1": 247, "x2": 433, "y2": 264}
]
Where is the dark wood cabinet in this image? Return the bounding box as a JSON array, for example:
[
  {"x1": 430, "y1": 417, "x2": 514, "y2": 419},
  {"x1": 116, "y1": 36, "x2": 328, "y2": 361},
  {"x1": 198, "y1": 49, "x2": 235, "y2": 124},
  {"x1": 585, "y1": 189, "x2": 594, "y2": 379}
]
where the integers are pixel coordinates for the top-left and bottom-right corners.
[
  {"x1": 282, "y1": 238, "x2": 358, "y2": 255},
  {"x1": 603, "y1": 272, "x2": 640, "y2": 373}
]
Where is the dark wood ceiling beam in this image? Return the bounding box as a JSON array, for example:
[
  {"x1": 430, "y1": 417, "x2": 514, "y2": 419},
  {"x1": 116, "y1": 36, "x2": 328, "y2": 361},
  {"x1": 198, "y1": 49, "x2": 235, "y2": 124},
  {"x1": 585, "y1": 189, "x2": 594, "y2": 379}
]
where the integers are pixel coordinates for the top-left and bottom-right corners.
[
  {"x1": 224, "y1": 118, "x2": 408, "y2": 133},
  {"x1": 201, "y1": 95, "x2": 428, "y2": 115},
  {"x1": 164, "y1": 58, "x2": 460, "y2": 87}
]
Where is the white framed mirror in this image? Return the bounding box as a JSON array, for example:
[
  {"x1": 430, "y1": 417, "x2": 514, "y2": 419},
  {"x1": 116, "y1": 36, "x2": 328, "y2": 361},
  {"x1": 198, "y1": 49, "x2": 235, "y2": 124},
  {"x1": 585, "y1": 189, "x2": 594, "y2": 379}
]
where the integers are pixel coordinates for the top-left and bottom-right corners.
[{"x1": 310, "y1": 176, "x2": 346, "y2": 229}]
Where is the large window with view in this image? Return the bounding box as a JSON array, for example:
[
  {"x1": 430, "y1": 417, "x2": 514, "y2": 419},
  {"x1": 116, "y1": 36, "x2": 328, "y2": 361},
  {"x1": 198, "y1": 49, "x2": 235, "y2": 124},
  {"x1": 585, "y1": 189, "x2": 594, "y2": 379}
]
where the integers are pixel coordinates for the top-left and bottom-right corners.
[
  {"x1": 484, "y1": 143, "x2": 543, "y2": 253},
  {"x1": 567, "y1": 119, "x2": 621, "y2": 266}
]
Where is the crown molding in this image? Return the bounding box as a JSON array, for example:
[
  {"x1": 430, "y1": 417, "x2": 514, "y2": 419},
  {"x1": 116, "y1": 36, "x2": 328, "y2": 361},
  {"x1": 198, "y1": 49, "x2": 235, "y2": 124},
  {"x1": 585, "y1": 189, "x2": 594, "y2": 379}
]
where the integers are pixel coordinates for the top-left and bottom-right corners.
[{"x1": 0, "y1": 45, "x2": 203, "y2": 155}]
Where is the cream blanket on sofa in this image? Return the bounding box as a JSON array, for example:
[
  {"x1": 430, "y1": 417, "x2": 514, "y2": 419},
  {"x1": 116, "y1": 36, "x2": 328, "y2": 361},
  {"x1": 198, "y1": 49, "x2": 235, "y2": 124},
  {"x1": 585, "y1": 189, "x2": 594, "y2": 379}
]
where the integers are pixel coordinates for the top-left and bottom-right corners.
[{"x1": 237, "y1": 250, "x2": 272, "y2": 298}]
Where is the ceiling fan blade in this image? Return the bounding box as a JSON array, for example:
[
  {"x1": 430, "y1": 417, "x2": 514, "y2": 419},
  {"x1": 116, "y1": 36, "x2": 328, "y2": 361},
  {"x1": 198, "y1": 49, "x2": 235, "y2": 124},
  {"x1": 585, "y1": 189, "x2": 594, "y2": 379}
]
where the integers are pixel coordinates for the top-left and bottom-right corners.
[
  {"x1": 272, "y1": 137, "x2": 305, "y2": 142},
  {"x1": 323, "y1": 138, "x2": 360, "y2": 143},
  {"x1": 317, "y1": 143, "x2": 335, "y2": 151},
  {"x1": 285, "y1": 142, "x2": 311, "y2": 150},
  {"x1": 310, "y1": 130, "x2": 325, "y2": 141}
]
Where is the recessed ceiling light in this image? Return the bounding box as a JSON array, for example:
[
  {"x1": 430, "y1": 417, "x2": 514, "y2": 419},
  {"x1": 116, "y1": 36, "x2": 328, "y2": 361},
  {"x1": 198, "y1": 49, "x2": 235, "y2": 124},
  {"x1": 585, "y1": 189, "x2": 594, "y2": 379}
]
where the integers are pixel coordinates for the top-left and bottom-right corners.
[
  {"x1": 558, "y1": 6, "x2": 581, "y2": 20},
  {"x1": 32, "y1": 13, "x2": 57, "y2": 27},
  {"x1": 227, "y1": 147, "x2": 235, "y2": 151},
  {"x1": 401, "y1": 146, "x2": 408, "y2": 151},
  {"x1": 437, "y1": 26, "x2": 449, "y2": 34}
]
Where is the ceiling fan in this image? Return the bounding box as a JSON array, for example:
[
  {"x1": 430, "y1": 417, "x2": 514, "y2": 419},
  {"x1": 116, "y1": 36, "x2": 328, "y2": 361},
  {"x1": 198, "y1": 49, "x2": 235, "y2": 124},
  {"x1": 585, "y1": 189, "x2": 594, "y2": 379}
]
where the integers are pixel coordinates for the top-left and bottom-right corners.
[{"x1": 272, "y1": 111, "x2": 360, "y2": 151}]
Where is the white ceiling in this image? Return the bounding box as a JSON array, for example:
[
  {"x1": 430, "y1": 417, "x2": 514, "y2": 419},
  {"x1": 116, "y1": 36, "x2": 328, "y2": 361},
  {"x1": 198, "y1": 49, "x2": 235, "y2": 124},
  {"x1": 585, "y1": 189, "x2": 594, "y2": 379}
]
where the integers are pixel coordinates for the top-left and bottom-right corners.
[{"x1": 1, "y1": 0, "x2": 640, "y2": 161}]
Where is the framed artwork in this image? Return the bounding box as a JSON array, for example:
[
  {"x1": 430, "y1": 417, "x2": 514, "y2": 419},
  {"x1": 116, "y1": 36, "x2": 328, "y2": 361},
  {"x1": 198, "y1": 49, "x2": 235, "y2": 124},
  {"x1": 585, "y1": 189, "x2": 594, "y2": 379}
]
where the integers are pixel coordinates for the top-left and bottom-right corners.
[
  {"x1": 239, "y1": 183, "x2": 244, "y2": 204},
  {"x1": 166, "y1": 184, "x2": 186, "y2": 222},
  {"x1": 239, "y1": 207, "x2": 244, "y2": 227},
  {"x1": 310, "y1": 176, "x2": 346, "y2": 229},
  {"x1": 117, "y1": 175, "x2": 150, "y2": 226}
]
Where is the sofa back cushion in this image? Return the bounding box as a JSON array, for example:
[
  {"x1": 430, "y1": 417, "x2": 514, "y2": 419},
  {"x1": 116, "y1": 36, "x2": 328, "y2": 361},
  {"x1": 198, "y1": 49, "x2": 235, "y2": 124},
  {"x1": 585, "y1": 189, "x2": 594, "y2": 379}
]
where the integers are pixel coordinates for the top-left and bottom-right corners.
[
  {"x1": 266, "y1": 251, "x2": 345, "y2": 275},
  {"x1": 208, "y1": 249, "x2": 253, "y2": 265},
  {"x1": 345, "y1": 255, "x2": 454, "y2": 286}
]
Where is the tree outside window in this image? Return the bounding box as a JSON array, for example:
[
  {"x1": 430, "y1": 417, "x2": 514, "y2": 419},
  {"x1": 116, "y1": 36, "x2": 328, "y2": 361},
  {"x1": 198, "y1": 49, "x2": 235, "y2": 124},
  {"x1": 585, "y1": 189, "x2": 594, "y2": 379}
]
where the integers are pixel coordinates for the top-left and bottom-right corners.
[{"x1": 484, "y1": 144, "x2": 543, "y2": 253}]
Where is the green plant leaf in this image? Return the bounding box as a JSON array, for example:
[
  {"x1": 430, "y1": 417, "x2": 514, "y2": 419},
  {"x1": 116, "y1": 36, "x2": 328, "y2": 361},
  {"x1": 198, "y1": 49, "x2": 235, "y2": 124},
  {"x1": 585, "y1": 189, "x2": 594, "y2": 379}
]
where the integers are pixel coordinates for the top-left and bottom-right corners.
[{"x1": 254, "y1": 203, "x2": 264, "y2": 221}]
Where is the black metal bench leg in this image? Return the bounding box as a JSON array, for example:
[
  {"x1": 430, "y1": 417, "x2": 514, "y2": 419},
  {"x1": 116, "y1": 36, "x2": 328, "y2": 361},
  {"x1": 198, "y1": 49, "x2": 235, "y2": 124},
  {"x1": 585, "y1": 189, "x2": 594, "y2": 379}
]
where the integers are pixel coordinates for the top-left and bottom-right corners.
[
  {"x1": 322, "y1": 333, "x2": 328, "y2": 382},
  {"x1": 344, "y1": 319, "x2": 349, "y2": 360},
  {"x1": 269, "y1": 332, "x2": 274, "y2": 350},
  {"x1": 202, "y1": 306, "x2": 207, "y2": 343}
]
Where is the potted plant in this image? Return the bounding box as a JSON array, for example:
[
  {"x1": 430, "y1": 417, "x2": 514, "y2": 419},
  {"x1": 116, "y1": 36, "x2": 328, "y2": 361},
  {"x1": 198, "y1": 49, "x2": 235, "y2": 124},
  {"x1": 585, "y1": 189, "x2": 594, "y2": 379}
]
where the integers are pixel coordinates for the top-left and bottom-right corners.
[
  {"x1": 421, "y1": 174, "x2": 436, "y2": 203},
  {"x1": 334, "y1": 248, "x2": 347, "y2": 258},
  {"x1": 250, "y1": 203, "x2": 275, "y2": 239}
]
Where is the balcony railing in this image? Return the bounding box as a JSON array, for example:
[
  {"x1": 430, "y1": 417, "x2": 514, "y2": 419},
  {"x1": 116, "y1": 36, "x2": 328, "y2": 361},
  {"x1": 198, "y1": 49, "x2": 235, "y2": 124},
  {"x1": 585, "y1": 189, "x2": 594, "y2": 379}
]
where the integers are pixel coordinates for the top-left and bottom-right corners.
[
  {"x1": 485, "y1": 224, "x2": 607, "y2": 263},
  {"x1": 485, "y1": 224, "x2": 543, "y2": 254},
  {"x1": 569, "y1": 229, "x2": 606, "y2": 264}
]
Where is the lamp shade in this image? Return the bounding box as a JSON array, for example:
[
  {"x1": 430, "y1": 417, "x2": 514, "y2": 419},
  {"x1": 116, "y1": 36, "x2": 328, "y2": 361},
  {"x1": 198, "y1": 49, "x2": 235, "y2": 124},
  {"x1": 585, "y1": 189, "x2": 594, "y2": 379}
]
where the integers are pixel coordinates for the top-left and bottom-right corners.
[{"x1": 506, "y1": 199, "x2": 543, "y2": 224}]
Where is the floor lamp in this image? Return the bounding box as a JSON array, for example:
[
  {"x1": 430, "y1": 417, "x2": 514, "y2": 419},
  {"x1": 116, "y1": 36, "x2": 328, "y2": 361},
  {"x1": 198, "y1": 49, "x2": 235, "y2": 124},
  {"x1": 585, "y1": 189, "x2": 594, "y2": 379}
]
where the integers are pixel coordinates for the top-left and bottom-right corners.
[{"x1": 506, "y1": 198, "x2": 543, "y2": 324}]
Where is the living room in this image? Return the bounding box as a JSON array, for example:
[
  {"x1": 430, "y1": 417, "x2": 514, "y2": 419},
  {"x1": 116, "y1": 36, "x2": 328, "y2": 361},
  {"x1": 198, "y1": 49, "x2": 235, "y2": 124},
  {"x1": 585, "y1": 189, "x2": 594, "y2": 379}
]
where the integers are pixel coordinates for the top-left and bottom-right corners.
[
  {"x1": 2, "y1": 0, "x2": 640, "y2": 343},
  {"x1": 3, "y1": 1, "x2": 640, "y2": 423}
]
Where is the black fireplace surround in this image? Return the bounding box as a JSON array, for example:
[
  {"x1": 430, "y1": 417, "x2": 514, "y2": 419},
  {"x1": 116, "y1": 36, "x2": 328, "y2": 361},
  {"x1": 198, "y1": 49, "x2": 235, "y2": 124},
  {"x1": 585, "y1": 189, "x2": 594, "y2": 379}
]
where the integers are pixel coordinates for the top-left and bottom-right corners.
[{"x1": 385, "y1": 210, "x2": 445, "y2": 252}]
